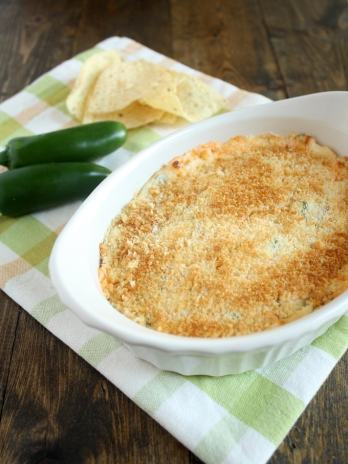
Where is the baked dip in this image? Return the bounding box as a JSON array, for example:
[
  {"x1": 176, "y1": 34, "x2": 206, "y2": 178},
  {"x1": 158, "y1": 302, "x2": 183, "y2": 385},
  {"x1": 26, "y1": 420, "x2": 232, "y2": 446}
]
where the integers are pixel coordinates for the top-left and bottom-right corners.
[{"x1": 99, "y1": 134, "x2": 348, "y2": 337}]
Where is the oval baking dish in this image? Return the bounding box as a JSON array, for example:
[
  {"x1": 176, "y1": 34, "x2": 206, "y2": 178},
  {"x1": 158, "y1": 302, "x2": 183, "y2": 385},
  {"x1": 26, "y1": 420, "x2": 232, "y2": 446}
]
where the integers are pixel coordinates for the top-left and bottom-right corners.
[{"x1": 49, "y1": 91, "x2": 348, "y2": 376}]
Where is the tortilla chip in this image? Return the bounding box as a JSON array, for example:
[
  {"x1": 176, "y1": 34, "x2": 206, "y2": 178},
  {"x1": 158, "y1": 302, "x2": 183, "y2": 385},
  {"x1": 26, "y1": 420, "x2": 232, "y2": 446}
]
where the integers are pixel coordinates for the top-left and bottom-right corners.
[
  {"x1": 67, "y1": 50, "x2": 226, "y2": 128},
  {"x1": 88, "y1": 60, "x2": 180, "y2": 115},
  {"x1": 88, "y1": 60, "x2": 149, "y2": 113},
  {"x1": 176, "y1": 75, "x2": 226, "y2": 122},
  {"x1": 158, "y1": 112, "x2": 181, "y2": 124},
  {"x1": 83, "y1": 101, "x2": 163, "y2": 128},
  {"x1": 141, "y1": 70, "x2": 225, "y2": 122},
  {"x1": 66, "y1": 50, "x2": 122, "y2": 120}
]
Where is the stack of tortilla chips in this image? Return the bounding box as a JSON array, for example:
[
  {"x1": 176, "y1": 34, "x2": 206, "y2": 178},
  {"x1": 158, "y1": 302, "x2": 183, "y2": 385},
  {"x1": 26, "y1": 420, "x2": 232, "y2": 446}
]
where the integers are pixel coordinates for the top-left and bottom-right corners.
[{"x1": 66, "y1": 51, "x2": 226, "y2": 128}]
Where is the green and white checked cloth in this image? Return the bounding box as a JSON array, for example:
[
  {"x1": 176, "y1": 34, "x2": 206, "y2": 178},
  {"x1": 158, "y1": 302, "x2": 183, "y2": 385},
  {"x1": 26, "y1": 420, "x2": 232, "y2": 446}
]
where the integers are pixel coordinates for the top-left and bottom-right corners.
[{"x1": 0, "y1": 37, "x2": 347, "y2": 464}]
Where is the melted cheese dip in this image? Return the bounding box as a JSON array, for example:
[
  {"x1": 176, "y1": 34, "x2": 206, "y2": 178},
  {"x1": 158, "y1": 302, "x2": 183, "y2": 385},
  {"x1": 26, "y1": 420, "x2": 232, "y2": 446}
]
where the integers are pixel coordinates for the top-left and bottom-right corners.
[{"x1": 99, "y1": 134, "x2": 348, "y2": 337}]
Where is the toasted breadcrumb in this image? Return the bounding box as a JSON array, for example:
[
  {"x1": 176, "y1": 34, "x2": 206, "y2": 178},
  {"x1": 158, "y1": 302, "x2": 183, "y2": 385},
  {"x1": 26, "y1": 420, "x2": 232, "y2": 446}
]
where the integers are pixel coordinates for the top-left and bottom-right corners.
[{"x1": 99, "y1": 134, "x2": 348, "y2": 337}]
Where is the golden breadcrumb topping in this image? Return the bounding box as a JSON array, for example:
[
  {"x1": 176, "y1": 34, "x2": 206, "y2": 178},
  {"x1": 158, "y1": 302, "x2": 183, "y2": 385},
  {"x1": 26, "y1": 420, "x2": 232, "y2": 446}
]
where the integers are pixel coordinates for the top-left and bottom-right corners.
[{"x1": 99, "y1": 134, "x2": 348, "y2": 337}]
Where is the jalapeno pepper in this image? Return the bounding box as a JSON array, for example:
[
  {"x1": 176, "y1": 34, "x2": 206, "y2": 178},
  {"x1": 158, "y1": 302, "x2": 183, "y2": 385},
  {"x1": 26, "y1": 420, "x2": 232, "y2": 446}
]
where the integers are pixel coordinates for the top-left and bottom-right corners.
[
  {"x1": 0, "y1": 121, "x2": 127, "y2": 169},
  {"x1": 0, "y1": 163, "x2": 111, "y2": 217}
]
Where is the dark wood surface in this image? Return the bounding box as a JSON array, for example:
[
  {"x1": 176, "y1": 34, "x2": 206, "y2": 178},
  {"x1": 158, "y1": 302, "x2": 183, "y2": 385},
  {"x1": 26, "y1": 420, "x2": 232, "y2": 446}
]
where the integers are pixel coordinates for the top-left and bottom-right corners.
[{"x1": 0, "y1": 0, "x2": 347, "y2": 462}]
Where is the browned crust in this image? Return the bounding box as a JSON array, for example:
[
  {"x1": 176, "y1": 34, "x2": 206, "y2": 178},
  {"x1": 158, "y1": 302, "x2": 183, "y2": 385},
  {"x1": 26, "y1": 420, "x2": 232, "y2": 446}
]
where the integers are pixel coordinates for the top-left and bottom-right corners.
[{"x1": 99, "y1": 134, "x2": 348, "y2": 337}]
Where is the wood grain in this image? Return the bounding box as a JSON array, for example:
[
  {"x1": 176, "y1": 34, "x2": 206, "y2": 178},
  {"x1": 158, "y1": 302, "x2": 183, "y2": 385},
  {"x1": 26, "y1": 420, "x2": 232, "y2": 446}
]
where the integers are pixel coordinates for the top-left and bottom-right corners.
[
  {"x1": 0, "y1": 298, "x2": 19, "y2": 421},
  {"x1": 260, "y1": 0, "x2": 348, "y2": 96},
  {"x1": 73, "y1": 0, "x2": 173, "y2": 57},
  {"x1": 0, "y1": 0, "x2": 81, "y2": 95},
  {"x1": 0, "y1": 0, "x2": 346, "y2": 463},
  {"x1": 171, "y1": 0, "x2": 286, "y2": 100}
]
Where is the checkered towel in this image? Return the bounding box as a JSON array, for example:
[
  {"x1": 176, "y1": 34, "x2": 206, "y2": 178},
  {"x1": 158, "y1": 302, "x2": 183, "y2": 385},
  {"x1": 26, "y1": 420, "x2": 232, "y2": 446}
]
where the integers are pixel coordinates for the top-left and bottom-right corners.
[{"x1": 0, "y1": 37, "x2": 347, "y2": 464}]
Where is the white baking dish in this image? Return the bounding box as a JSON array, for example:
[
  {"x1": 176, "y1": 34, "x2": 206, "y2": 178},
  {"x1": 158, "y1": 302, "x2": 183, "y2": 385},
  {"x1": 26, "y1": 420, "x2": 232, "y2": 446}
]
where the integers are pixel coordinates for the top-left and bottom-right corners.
[{"x1": 49, "y1": 91, "x2": 348, "y2": 376}]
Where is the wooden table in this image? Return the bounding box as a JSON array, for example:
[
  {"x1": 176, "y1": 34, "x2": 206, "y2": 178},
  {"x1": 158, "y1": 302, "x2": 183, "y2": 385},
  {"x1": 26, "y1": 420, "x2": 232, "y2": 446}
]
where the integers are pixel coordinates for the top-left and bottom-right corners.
[{"x1": 0, "y1": 1, "x2": 347, "y2": 462}]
